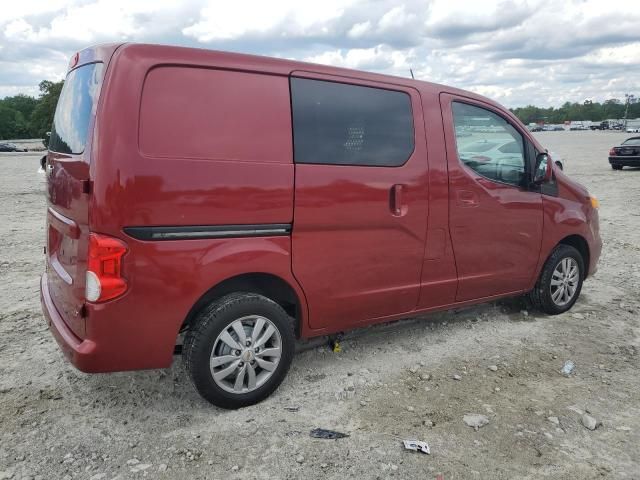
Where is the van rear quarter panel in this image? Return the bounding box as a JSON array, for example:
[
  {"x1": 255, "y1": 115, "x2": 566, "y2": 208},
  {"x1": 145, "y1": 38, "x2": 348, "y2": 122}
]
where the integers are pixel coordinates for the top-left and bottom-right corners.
[{"x1": 88, "y1": 45, "x2": 300, "y2": 370}]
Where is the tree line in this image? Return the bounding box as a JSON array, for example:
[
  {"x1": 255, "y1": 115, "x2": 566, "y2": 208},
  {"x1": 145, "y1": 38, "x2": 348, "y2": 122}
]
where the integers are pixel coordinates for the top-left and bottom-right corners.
[
  {"x1": 1, "y1": 79, "x2": 638, "y2": 140},
  {"x1": 0, "y1": 80, "x2": 63, "y2": 140},
  {"x1": 510, "y1": 99, "x2": 640, "y2": 125}
]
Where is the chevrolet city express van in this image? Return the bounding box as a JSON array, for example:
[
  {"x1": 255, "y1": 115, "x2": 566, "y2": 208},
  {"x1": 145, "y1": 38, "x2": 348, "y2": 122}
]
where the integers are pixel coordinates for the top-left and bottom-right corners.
[{"x1": 41, "y1": 44, "x2": 602, "y2": 408}]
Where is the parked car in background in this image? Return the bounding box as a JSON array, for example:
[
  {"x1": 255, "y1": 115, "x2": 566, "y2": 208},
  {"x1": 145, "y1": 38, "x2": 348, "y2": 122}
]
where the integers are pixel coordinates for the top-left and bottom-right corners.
[
  {"x1": 41, "y1": 43, "x2": 602, "y2": 409},
  {"x1": 0, "y1": 142, "x2": 27, "y2": 152},
  {"x1": 626, "y1": 127, "x2": 640, "y2": 133},
  {"x1": 609, "y1": 137, "x2": 640, "y2": 170}
]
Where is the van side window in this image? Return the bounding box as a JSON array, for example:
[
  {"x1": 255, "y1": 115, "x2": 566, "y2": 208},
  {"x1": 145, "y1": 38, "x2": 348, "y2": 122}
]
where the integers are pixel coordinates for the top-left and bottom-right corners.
[
  {"x1": 452, "y1": 102, "x2": 526, "y2": 187},
  {"x1": 291, "y1": 78, "x2": 414, "y2": 167}
]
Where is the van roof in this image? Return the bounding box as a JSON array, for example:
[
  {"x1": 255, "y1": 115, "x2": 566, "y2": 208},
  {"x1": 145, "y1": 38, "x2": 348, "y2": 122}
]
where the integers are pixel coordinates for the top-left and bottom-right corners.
[{"x1": 82, "y1": 42, "x2": 502, "y2": 109}]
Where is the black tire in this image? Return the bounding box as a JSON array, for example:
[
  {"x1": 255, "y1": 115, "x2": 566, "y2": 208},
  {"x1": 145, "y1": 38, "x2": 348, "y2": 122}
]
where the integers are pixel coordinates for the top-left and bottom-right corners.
[
  {"x1": 529, "y1": 244, "x2": 584, "y2": 315},
  {"x1": 183, "y1": 293, "x2": 295, "y2": 409},
  {"x1": 611, "y1": 164, "x2": 623, "y2": 170}
]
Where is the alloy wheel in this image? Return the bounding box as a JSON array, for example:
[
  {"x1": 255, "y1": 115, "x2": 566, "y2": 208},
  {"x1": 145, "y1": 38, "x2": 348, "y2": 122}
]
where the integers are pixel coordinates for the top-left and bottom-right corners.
[
  {"x1": 209, "y1": 315, "x2": 282, "y2": 394},
  {"x1": 550, "y1": 257, "x2": 580, "y2": 307}
]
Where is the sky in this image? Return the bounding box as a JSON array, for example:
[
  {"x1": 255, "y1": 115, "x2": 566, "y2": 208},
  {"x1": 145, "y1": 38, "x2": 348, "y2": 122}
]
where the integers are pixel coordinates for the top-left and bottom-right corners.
[{"x1": 1, "y1": 0, "x2": 639, "y2": 108}]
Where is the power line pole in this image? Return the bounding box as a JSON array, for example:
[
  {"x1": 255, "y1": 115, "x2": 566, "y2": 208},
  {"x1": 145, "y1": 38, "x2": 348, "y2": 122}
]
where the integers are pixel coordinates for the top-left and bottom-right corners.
[{"x1": 624, "y1": 94, "x2": 635, "y2": 129}]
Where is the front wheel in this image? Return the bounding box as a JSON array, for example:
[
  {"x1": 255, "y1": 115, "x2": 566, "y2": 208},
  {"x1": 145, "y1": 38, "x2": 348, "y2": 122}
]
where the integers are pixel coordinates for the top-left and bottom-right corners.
[
  {"x1": 183, "y1": 293, "x2": 295, "y2": 409},
  {"x1": 529, "y1": 244, "x2": 584, "y2": 315}
]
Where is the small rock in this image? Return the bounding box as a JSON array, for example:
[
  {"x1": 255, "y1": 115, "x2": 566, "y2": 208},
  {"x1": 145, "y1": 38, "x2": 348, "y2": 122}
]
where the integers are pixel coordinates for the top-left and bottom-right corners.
[
  {"x1": 581, "y1": 413, "x2": 600, "y2": 431},
  {"x1": 296, "y1": 455, "x2": 305, "y2": 464},
  {"x1": 615, "y1": 426, "x2": 631, "y2": 432},
  {"x1": 464, "y1": 414, "x2": 490, "y2": 431},
  {"x1": 158, "y1": 464, "x2": 168, "y2": 472},
  {"x1": 130, "y1": 464, "x2": 152, "y2": 473},
  {"x1": 421, "y1": 374, "x2": 432, "y2": 381},
  {"x1": 452, "y1": 374, "x2": 461, "y2": 381},
  {"x1": 360, "y1": 400, "x2": 367, "y2": 407},
  {"x1": 548, "y1": 416, "x2": 560, "y2": 425},
  {"x1": 521, "y1": 310, "x2": 529, "y2": 317},
  {"x1": 320, "y1": 463, "x2": 329, "y2": 469},
  {"x1": 231, "y1": 465, "x2": 239, "y2": 472},
  {"x1": 391, "y1": 464, "x2": 398, "y2": 471},
  {"x1": 423, "y1": 419, "x2": 434, "y2": 427},
  {"x1": 126, "y1": 459, "x2": 139, "y2": 466},
  {"x1": 407, "y1": 406, "x2": 415, "y2": 412},
  {"x1": 571, "y1": 313, "x2": 584, "y2": 320},
  {"x1": 0, "y1": 470, "x2": 15, "y2": 480},
  {"x1": 494, "y1": 387, "x2": 500, "y2": 392},
  {"x1": 488, "y1": 365, "x2": 498, "y2": 372},
  {"x1": 409, "y1": 366, "x2": 419, "y2": 374},
  {"x1": 543, "y1": 432, "x2": 553, "y2": 440}
]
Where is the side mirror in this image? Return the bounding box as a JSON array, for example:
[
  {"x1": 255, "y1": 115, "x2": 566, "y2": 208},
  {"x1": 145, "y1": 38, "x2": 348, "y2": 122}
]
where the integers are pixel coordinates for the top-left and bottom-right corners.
[{"x1": 533, "y1": 153, "x2": 553, "y2": 184}]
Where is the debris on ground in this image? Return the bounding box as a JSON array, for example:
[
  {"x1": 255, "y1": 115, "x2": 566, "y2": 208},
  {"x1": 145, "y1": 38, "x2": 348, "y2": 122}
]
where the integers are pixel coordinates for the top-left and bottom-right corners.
[
  {"x1": 581, "y1": 413, "x2": 601, "y2": 431},
  {"x1": 560, "y1": 360, "x2": 576, "y2": 376},
  {"x1": 464, "y1": 414, "x2": 490, "y2": 431},
  {"x1": 548, "y1": 416, "x2": 560, "y2": 425},
  {"x1": 402, "y1": 440, "x2": 430, "y2": 455},
  {"x1": 284, "y1": 406, "x2": 300, "y2": 412},
  {"x1": 310, "y1": 428, "x2": 350, "y2": 439},
  {"x1": 453, "y1": 374, "x2": 462, "y2": 380},
  {"x1": 488, "y1": 365, "x2": 498, "y2": 371}
]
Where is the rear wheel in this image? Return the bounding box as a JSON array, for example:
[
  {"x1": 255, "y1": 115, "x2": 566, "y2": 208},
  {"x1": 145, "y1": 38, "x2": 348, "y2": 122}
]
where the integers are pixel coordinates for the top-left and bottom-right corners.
[
  {"x1": 183, "y1": 293, "x2": 295, "y2": 409},
  {"x1": 611, "y1": 164, "x2": 623, "y2": 170},
  {"x1": 529, "y1": 244, "x2": 584, "y2": 315}
]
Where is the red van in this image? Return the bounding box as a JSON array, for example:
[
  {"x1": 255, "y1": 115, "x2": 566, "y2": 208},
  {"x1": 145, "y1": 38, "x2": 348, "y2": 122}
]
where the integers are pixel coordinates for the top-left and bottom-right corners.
[{"x1": 41, "y1": 43, "x2": 601, "y2": 408}]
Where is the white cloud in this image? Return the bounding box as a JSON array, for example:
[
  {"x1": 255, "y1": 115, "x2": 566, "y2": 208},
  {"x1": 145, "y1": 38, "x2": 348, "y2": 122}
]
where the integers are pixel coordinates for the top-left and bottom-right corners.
[{"x1": 0, "y1": 0, "x2": 639, "y2": 107}]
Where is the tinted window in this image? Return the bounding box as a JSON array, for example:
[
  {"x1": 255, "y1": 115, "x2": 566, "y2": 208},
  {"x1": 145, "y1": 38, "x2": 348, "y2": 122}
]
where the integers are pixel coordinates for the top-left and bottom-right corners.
[
  {"x1": 49, "y1": 63, "x2": 103, "y2": 154},
  {"x1": 452, "y1": 102, "x2": 525, "y2": 186},
  {"x1": 291, "y1": 78, "x2": 414, "y2": 166},
  {"x1": 622, "y1": 138, "x2": 640, "y2": 146}
]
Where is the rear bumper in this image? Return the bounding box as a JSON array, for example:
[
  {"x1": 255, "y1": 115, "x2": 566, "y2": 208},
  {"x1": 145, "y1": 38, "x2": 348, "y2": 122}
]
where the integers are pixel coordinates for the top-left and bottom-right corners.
[
  {"x1": 609, "y1": 156, "x2": 640, "y2": 166},
  {"x1": 40, "y1": 273, "x2": 97, "y2": 372}
]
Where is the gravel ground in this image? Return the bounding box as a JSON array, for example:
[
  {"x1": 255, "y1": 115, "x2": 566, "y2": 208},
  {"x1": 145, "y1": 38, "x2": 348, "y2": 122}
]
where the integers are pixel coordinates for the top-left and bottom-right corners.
[{"x1": 0, "y1": 131, "x2": 638, "y2": 479}]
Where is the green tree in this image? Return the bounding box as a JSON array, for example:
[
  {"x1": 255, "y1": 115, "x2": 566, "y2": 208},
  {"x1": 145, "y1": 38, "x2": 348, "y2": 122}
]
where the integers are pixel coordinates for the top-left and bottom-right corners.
[
  {"x1": 0, "y1": 104, "x2": 28, "y2": 139},
  {"x1": 29, "y1": 79, "x2": 64, "y2": 144}
]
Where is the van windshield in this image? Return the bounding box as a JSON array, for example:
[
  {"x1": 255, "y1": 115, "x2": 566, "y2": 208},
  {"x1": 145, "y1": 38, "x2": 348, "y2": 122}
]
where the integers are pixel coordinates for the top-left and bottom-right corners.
[{"x1": 49, "y1": 62, "x2": 103, "y2": 155}]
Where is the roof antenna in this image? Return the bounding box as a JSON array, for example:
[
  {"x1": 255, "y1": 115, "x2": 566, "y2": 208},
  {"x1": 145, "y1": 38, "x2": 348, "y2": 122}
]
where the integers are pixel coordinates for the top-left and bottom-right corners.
[{"x1": 409, "y1": 68, "x2": 415, "y2": 79}]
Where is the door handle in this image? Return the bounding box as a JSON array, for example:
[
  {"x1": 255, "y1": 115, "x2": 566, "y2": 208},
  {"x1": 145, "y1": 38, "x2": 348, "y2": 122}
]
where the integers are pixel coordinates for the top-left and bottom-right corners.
[
  {"x1": 390, "y1": 184, "x2": 405, "y2": 216},
  {"x1": 457, "y1": 190, "x2": 479, "y2": 207}
]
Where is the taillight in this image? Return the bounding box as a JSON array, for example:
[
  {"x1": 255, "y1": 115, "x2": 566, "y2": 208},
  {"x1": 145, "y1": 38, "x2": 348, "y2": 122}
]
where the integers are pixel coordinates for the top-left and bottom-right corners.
[
  {"x1": 609, "y1": 148, "x2": 616, "y2": 156},
  {"x1": 86, "y1": 233, "x2": 128, "y2": 302}
]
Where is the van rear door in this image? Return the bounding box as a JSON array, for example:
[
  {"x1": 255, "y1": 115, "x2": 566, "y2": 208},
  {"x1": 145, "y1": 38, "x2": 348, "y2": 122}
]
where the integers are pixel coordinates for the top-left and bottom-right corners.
[{"x1": 46, "y1": 61, "x2": 104, "y2": 338}]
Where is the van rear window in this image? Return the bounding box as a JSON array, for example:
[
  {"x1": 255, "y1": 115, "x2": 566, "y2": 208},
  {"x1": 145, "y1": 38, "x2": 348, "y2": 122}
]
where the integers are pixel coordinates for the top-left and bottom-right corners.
[{"x1": 49, "y1": 63, "x2": 103, "y2": 155}]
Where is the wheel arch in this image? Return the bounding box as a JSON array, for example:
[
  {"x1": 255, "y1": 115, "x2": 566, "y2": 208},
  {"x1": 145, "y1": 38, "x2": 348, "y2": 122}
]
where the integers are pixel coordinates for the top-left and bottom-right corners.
[
  {"x1": 181, "y1": 273, "x2": 304, "y2": 338},
  {"x1": 558, "y1": 234, "x2": 590, "y2": 277}
]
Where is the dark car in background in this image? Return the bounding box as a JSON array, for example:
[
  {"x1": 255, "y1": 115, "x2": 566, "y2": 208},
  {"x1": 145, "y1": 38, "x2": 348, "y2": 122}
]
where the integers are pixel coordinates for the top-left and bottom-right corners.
[
  {"x1": 0, "y1": 142, "x2": 27, "y2": 152},
  {"x1": 609, "y1": 137, "x2": 640, "y2": 170}
]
